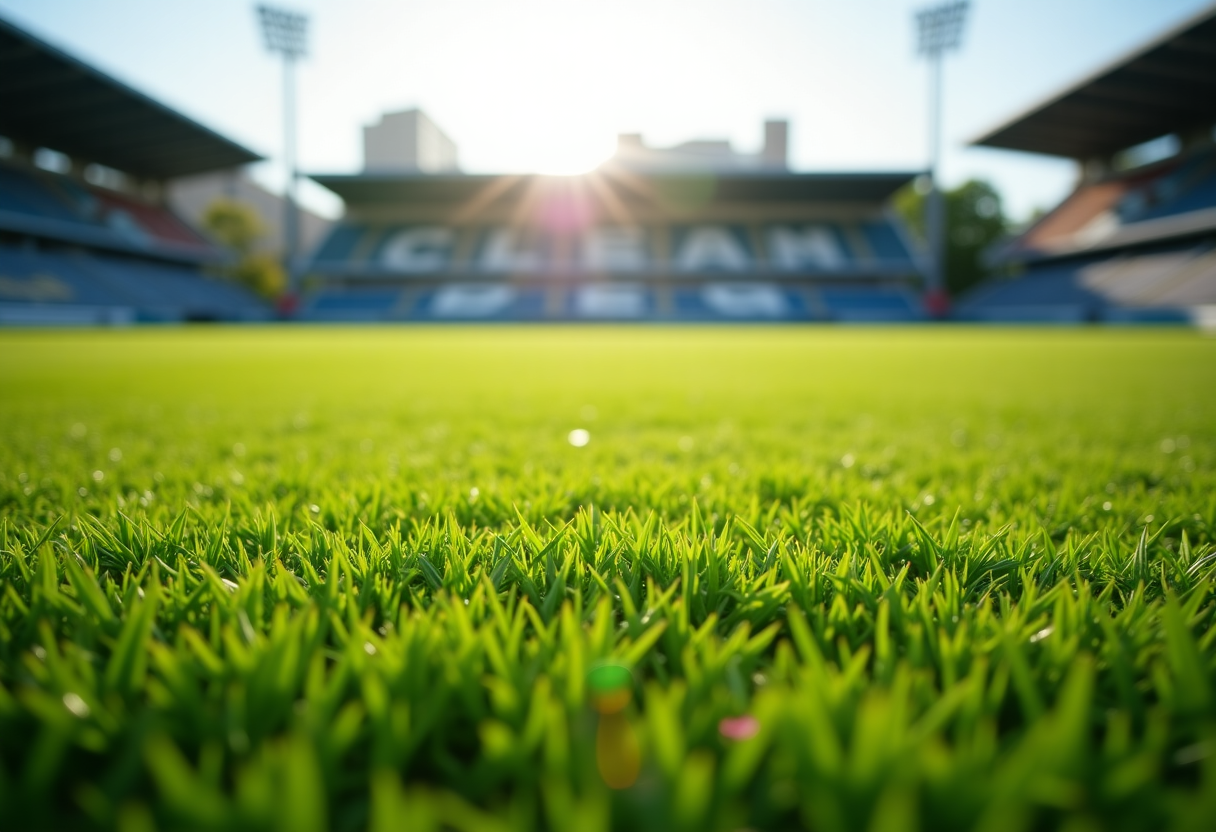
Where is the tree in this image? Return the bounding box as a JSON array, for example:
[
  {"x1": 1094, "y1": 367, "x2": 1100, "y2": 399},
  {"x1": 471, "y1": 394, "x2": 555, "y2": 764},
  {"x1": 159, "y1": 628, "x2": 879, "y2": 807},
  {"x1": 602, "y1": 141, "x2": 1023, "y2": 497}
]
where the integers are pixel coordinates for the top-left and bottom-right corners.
[
  {"x1": 201, "y1": 198, "x2": 285, "y2": 299},
  {"x1": 893, "y1": 178, "x2": 1008, "y2": 297}
]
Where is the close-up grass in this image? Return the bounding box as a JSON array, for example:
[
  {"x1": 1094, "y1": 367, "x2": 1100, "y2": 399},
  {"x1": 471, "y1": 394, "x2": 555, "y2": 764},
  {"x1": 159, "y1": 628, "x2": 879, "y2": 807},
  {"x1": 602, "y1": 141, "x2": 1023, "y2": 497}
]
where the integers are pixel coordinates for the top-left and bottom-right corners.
[{"x1": 1, "y1": 327, "x2": 1214, "y2": 832}]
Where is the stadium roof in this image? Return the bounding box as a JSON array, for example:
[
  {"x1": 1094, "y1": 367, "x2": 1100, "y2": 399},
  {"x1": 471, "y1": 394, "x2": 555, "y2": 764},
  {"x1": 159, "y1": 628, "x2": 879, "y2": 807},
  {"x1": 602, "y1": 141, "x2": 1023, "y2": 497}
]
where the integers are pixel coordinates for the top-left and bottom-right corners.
[
  {"x1": 970, "y1": 2, "x2": 1216, "y2": 160},
  {"x1": 308, "y1": 171, "x2": 918, "y2": 206},
  {"x1": 0, "y1": 15, "x2": 262, "y2": 179}
]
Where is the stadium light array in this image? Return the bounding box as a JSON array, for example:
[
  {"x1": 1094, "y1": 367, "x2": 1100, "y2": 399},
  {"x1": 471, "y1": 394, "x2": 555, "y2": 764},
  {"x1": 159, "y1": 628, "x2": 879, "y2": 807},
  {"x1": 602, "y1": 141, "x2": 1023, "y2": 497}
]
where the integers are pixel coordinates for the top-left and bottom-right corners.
[
  {"x1": 256, "y1": 4, "x2": 309, "y2": 310},
  {"x1": 914, "y1": 0, "x2": 969, "y2": 316},
  {"x1": 916, "y1": 1, "x2": 969, "y2": 57},
  {"x1": 257, "y1": 5, "x2": 308, "y2": 59}
]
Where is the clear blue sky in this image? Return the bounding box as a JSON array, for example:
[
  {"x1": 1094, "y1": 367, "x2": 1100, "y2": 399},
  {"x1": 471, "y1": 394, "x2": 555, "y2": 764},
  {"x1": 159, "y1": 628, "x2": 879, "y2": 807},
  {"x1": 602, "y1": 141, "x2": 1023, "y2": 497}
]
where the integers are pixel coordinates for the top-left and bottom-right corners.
[{"x1": 1, "y1": 0, "x2": 1210, "y2": 220}]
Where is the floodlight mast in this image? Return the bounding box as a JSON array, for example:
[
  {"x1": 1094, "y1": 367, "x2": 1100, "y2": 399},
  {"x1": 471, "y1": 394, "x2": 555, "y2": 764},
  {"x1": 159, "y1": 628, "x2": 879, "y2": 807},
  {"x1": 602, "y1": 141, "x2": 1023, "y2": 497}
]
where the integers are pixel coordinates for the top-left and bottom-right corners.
[
  {"x1": 256, "y1": 5, "x2": 308, "y2": 311},
  {"x1": 915, "y1": 1, "x2": 968, "y2": 317}
]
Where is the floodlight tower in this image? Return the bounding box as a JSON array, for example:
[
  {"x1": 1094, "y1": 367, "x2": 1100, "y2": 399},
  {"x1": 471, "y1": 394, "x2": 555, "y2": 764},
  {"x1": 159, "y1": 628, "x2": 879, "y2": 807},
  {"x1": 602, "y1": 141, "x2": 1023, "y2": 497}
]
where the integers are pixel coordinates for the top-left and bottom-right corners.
[
  {"x1": 256, "y1": 4, "x2": 309, "y2": 306},
  {"x1": 915, "y1": 0, "x2": 969, "y2": 316}
]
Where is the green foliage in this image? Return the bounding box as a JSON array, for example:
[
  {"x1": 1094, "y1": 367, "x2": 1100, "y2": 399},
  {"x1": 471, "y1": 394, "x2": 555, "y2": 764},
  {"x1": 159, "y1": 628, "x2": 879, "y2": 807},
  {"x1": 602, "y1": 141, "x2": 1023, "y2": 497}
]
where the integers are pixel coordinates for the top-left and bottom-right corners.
[
  {"x1": 231, "y1": 252, "x2": 287, "y2": 300},
  {"x1": 201, "y1": 199, "x2": 285, "y2": 299},
  {"x1": 0, "y1": 327, "x2": 1214, "y2": 832},
  {"x1": 895, "y1": 179, "x2": 1009, "y2": 296},
  {"x1": 202, "y1": 199, "x2": 265, "y2": 256}
]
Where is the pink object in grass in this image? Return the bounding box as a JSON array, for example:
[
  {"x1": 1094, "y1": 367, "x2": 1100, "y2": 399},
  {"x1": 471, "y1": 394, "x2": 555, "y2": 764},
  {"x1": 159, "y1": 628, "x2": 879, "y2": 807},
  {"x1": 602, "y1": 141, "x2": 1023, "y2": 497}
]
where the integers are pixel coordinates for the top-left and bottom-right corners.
[{"x1": 718, "y1": 715, "x2": 760, "y2": 741}]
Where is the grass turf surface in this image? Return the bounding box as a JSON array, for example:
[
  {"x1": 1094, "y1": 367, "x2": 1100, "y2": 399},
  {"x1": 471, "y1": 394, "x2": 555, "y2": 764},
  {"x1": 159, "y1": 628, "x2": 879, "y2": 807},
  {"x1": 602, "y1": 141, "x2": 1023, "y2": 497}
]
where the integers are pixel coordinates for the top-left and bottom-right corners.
[{"x1": 1, "y1": 326, "x2": 1214, "y2": 832}]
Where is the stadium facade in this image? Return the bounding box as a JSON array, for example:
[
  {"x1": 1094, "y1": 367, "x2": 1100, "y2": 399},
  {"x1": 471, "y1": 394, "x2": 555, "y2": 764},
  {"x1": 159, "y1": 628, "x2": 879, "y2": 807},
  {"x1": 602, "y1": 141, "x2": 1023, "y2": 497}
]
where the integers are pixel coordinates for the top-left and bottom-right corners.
[
  {"x1": 0, "y1": 15, "x2": 269, "y2": 324},
  {"x1": 301, "y1": 121, "x2": 926, "y2": 322},
  {"x1": 959, "y1": 3, "x2": 1216, "y2": 323}
]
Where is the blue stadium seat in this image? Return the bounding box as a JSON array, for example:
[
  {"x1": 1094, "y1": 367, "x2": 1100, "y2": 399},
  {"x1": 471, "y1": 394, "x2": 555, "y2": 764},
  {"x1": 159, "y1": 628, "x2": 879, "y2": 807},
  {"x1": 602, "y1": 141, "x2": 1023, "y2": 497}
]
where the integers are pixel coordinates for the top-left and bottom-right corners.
[
  {"x1": 0, "y1": 245, "x2": 266, "y2": 321},
  {"x1": 294, "y1": 281, "x2": 930, "y2": 323},
  {"x1": 668, "y1": 284, "x2": 816, "y2": 321},
  {"x1": 1135, "y1": 170, "x2": 1216, "y2": 222},
  {"x1": 670, "y1": 288, "x2": 713, "y2": 319},
  {"x1": 312, "y1": 291, "x2": 401, "y2": 310},
  {"x1": 0, "y1": 246, "x2": 120, "y2": 305},
  {"x1": 303, "y1": 290, "x2": 402, "y2": 321},
  {"x1": 955, "y1": 261, "x2": 1105, "y2": 322},
  {"x1": 860, "y1": 221, "x2": 916, "y2": 266},
  {"x1": 80, "y1": 255, "x2": 263, "y2": 317},
  {"x1": 1110, "y1": 149, "x2": 1216, "y2": 225},
  {"x1": 311, "y1": 224, "x2": 368, "y2": 265},
  {"x1": 511, "y1": 289, "x2": 549, "y2": 320},
  {"x1": 303, "y1": 286, "x2": 564, "y2": 322},
  {"x1": 820, "y1": 288, "x2": 922, "y2": 321},
  {"x1": 0, "y1": 163, "x2": 88, "y2": 224}
]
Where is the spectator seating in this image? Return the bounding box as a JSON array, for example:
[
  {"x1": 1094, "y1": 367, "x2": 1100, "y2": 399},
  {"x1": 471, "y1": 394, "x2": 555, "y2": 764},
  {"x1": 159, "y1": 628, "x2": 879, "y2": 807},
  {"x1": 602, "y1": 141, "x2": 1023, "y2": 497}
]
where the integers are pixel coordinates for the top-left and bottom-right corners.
[{"x1": 0, "y1": 244, "x2": 266, "y2": 323}]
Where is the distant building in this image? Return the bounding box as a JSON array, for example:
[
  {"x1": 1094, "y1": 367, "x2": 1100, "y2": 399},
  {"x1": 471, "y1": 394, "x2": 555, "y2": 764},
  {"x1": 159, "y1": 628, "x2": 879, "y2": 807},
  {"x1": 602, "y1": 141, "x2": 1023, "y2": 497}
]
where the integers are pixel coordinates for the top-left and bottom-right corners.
[
  {"x1": 607, "y1": 120, "x2": 789, "y2": 172},
  {"x1": 363, "y1": 109, "x2": 459, "y2": 174}
]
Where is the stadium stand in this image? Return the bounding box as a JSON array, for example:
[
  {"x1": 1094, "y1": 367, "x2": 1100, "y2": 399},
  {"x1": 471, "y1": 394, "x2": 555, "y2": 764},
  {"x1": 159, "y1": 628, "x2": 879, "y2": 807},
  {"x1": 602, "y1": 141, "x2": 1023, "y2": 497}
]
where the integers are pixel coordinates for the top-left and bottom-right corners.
[
  {"x1": 0, "y1": 15, "x2": 269, "y2": 324},
  {"x1": 961, "y1": 3, "x2": 1216, "y2": 323},
  {"x1": 303, "y1": 120, "x2": 927, "y2": 322}
]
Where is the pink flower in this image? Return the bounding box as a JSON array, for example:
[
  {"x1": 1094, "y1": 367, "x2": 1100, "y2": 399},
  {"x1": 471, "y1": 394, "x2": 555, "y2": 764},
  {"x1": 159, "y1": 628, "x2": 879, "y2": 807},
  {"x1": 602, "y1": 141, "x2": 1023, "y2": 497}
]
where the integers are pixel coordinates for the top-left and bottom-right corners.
[{"x1": 718, "y1": 715, "x2": 760, "y2": 741}]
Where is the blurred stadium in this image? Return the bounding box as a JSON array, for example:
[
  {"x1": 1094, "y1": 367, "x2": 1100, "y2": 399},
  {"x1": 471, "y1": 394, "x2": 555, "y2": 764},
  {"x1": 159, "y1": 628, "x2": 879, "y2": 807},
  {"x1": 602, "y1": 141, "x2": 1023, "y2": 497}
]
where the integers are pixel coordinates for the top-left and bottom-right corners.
[
  {"x1": 960, "y1": 3, "x2": 1216, "y2": 324},
  {"x1": 0, "y1": 16, "x2": 272, "y2": 324},
  {"x1": 0, "y1": 3, "x2": 1213, "y2": 325},
  {"x1": 302, "y1": 119, "x2": 924, "y2": 323}
]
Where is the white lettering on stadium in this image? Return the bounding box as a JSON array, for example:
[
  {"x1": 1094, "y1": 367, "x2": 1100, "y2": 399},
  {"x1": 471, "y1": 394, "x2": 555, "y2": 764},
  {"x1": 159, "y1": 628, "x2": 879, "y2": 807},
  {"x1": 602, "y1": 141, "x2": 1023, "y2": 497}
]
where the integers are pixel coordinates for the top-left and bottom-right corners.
[
  {"x1": 581, "y1": 227, "x2": 648, "y2": 272},
  {"x1": 480, "y1": 229, "x2": 543, "y2": 273},
  {"x1": 380, "y1": 226, "x2": 455, "y2": 272},
  {"x1": 768, "y1": 226, "x2": 845, "y2": 270},
  {"x1": 674, "y1": 227, "x2": 751, "y2": 272},
  {"x1": 371, "y1": 225, "x2": 863, "y2": 274}
]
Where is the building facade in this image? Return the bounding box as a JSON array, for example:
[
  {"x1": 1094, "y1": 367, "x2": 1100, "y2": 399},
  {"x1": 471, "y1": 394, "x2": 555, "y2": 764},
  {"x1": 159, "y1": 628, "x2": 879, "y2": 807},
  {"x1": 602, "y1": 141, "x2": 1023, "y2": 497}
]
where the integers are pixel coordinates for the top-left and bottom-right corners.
[
  {"x1": 609, "y1": 120, "x2": 789, "y2": 173},
  {"x1": 363, "y1": 109, "x2": 460, "y2": 174}
]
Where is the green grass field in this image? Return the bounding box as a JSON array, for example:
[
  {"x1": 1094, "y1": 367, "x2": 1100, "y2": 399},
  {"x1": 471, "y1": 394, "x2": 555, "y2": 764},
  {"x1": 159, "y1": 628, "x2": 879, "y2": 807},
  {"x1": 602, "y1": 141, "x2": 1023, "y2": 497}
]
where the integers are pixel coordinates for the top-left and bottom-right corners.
[{"x1": 1, "y1": 327, "x2": 1214, "y2": 832}]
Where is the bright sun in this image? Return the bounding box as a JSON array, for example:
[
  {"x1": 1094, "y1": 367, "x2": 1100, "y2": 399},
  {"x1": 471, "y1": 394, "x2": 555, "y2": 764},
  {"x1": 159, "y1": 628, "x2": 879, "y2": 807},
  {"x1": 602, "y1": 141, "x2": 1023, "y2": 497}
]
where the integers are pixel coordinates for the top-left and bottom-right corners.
[{"x1": 529, "y1": 143, "x2": 615, "y2": 176}]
